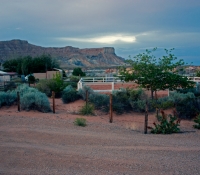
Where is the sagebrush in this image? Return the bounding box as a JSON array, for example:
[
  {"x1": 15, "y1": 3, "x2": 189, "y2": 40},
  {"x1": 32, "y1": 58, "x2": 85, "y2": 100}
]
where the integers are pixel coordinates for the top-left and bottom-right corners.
[{"x1": 62, "y1": 85, "x2": 80, "y2": 103}]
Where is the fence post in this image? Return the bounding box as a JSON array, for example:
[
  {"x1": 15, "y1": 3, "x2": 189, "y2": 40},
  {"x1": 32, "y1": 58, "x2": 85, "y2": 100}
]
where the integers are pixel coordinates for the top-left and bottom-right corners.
[
  {"x1": 109, "y1": 94, "x2": 113, "y2": 123},
  {"x1": 144, "y1": 100, "x2": 148, "y2": 134},
  {"x1": 111, "y1": 82, "x2": 114, "y2": 91},
  {"x1": 17, "y1": 91, "x2": 20, "y2": 112},
  {"x1": 86, "y1": 90, "x2": 88, "y2": 105},
  {"x1": 52, "y1": 91, "x2": 55, "y2": 113}
]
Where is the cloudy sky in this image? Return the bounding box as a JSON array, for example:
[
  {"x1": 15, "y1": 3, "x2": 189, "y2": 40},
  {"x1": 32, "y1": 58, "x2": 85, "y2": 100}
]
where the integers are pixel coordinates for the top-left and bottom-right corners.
[{"x1": 0, "y1": 0, "x2": 200, "y2": 64}]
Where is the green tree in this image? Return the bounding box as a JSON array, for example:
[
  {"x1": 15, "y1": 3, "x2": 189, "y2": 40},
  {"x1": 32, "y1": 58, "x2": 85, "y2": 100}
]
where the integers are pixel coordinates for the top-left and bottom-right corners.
[
  {"x1": 3, "y1": 55, "x2": 60, "y2": 75},
  {"x1": 120, "y1": 48, "x2": 195, "y2": 99},
  {"x1": 196, "y1": 70, "x2": 200, "y2": 77},
  {"x1": 72, "y1": 67, "x2": 86, "y2": 76}
]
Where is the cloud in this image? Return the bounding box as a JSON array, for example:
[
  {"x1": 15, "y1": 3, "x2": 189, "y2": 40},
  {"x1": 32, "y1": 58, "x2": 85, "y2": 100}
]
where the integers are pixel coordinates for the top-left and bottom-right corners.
[{"x1": 58, "y1": 34, "x2": 136, "y2": 44}]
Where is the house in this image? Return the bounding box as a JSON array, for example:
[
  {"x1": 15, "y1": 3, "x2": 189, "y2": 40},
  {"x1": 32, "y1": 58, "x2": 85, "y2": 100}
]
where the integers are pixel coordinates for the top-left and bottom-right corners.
[
  {"x1": 0, "y1": 71, "x2": 18, "y2": 82},
  {"x1": 33, "y1": 68, "x2": 63, "y2": 80}
]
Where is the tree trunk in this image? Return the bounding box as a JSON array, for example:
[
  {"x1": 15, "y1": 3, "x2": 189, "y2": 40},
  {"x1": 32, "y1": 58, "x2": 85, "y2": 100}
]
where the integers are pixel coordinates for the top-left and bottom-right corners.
[{"x1": 151, "y1": 89, "x2": 154, "y2": 99}]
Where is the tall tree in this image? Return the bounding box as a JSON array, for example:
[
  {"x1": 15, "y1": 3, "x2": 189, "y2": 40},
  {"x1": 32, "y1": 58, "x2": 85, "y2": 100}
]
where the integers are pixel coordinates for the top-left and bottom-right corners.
[{"x1": 119, "y1": 48, "x2": 195, "y2": 99}]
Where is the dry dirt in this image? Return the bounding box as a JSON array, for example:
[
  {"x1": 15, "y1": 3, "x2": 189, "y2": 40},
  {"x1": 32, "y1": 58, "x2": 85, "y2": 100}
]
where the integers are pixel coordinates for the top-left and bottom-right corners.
[{"x1": 0, "y1": 98, "x2": 200, "y2": 175}]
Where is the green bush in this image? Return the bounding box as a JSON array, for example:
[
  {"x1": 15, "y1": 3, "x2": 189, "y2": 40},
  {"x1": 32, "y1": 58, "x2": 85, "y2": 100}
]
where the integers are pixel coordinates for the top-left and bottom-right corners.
[
  {"x1": 193, "y1": 114, "x2": 200, "y2": 129},
  {"x1": 20, "y1": 91, "x2": 51, "y2": 112},
  {"x1": 70, "y1": 75, "x2": 80, "y2": 82},
  {"x1": 0, "y1": 91, "x2": 17, "y2": 107},
  {"x1": 89, "y1": 93, "x2": 109, "y2": 112},
  {"x1": 112, "y1": 88, "x2": 132, "y2": 114},
  {"x1": 170, "y1": 92, "x2": 199, "y2": 119},
  {"x1": 129, "y1": 88, "x2": 146, "y2": 101},
  {"x1": 16, "y1": 84, "x2": 51, "y2": 112},
  {"x1": 62, "y1": 85, "x2": 80, "y2": 103},
  {"x1": 151, "y1": 111, "x2": 181, "y2": 134},
  {"x1": 35, "y1": 73, "x2": 68, "y2": 98},
  {"x1": 78, "y1": 86, "x2": 94, "y2": 100},
  {"x1": 74, "y1": 118, "x2": 87, "y2": 127},
  {"x1": 64, "y1": 81, "x2": 78, "y2": 89},
  {"x1": 35, "y1": 80, "x2": 52, "y2": 97},
  {"x1": 130, "y1": 99, "x2": 155, "y2": 112},
  {"x1": 0, "y1": 84, "x2": 51, "y2": 112},
  {"x1": 79, "y1": 103, "x2": 95, "y2": 115},
  {"x1": 155, "y1": 96, "x2": 174, "y2": 109}
]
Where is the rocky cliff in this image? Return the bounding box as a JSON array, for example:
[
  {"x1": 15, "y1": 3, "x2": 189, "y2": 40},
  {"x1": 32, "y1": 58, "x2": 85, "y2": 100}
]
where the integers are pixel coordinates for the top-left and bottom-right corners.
[{"x1": 0, "y1": 39, "x2": 125, "y2": 68}]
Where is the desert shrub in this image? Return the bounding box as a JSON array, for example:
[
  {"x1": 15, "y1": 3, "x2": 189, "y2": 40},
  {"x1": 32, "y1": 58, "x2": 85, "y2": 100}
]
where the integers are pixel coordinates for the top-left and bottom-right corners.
[
  {"x1": 4, "y1": 82, "x2": 17, "y2": 91},
  {"x1": 79, "y1": 103, "x2": 95, "y2": 115},
  {"x1": 0, "y1": 91, "x2": 17, "y2": 107},
  {"x1": 20, "y1": 91, "x2": 51, "y2": 112},
  {"x1": 89, "y1": 93, "x2": 109, "y2": 112},
  {"x1": 64, "y1": 81, "x2": 77, "y2": 89},
  {"x1": 150, "y1": 111, "x2": 181, "y2": 134},
  {"x1": 170, "y1": 92, "x2": 199, "y2": 119},
  {"x1": 15, "y1": 84, "x2": 51, "y2": 112},
  {"x1": 129, "y1": 88, "x2": 146, "y2": 101},
  {"x1": 15, "y1": 84, "x2": 36, "y2": 96},
  {"x1": 35, "y1": 80, "x2": 52, "y2": 97},
  {"x1": 62, "y1": 85, "x2": 80, "y2": 103},
  {"x1": 129, "y1": 99, "x2": 155, "y2": 112},
  {"x1": 112, "y1": 88, "x2": 132, "y2": 114},
  {"x1": 155, "y1": 96, "x2": 174, "y2": 109},
  {"x1": 78, "y1": 86, "x2": 94, "y2": 100},
  {"x1": 74, "y1": 118, "x2": 87, "y2": 127},
  {"x1": 70, "y1": 75, "x2": 80, "y2": 82},
  {"x1": 177, "y1": 87, "x2": 200, "y2": 97},
  {"x1": 128, "y1": 88, "x2": 156, "y2": 112},
  {"x1": 193, "y1": 114, "x2": 200, "y2": 129}
]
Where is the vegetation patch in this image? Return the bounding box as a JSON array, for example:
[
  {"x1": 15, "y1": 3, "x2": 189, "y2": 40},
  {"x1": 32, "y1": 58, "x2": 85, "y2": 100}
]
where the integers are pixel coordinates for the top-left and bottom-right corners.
[
  {"x1": 74, "y1": 118, "x2": 87, "y2": 127},
  {"x1": 62, "y1": 85, "x2": 80, "y2": 103},
  {"x1": 79, "y1": 103, "x2": 95, "y2": 116},
  {"x1": 150, "y1": 110, "x2": 181, "y2": 134}
]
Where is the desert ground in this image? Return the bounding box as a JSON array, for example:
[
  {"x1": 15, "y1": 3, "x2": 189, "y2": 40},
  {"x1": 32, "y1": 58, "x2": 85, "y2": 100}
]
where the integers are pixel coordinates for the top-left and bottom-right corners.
[{"x1": 0, "y1": 97, "x2": 200, "y2": 175}]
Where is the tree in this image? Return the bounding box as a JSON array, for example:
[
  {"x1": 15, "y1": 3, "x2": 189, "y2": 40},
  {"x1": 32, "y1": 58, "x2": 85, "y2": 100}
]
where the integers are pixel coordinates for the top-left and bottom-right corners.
[
  {"x1": 72, "y1": 67, "x2": 86, "y2": 76},
  {"x1": 3, "y1": 55, "x2": 60, "y2": 75},
  {"x1": 119, "y1": 48, "x2": 195, "y2": 99},
  {"x1": 196, "y1": 70, "x2": 200, "y2": 77}
]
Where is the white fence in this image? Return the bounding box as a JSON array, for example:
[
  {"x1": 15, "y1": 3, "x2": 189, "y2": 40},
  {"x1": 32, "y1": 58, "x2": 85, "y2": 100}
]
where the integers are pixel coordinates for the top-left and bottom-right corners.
[
  {"x1": 77, "y1": 77, "x2": 123, "y2": 92},
  {"x1": 77, "y1": 76, "x2": 200, "y2": 92}
]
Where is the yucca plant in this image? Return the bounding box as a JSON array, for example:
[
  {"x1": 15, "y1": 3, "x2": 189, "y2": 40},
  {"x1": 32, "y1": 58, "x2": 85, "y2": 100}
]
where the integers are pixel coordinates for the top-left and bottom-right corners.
[{"x1": 150, "y1": 110, "x2": 181, "y2": 134}]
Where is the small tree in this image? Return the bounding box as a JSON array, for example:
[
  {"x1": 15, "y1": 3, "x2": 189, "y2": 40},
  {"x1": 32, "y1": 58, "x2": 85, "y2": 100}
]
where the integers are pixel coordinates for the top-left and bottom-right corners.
[
  {"x1": 120, "y1": 48, "x2": 195, "y2": 99},
  {"x1": 72, "y1": 67, "x2": 86, "y2": 77},
  {"x1": 28, "y1": 75, "x2": 36, "y2": 84},
  {"x1": 47, "y1": 72, "x2": 65, "y2": 97},
  {"x1": 196, "y1": 71, "x2": 200, "y2": 77}
]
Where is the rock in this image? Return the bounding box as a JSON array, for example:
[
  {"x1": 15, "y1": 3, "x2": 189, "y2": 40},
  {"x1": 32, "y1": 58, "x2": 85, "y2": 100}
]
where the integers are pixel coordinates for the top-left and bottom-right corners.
[{"x1": 0, "y1": 39, "x2": 125, "y2": 68}]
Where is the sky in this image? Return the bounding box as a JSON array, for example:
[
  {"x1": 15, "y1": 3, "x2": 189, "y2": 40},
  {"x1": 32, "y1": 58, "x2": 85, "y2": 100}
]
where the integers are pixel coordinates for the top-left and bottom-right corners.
[{"x1": 0, "y1": 0, "x2": 200, "y2": 65}]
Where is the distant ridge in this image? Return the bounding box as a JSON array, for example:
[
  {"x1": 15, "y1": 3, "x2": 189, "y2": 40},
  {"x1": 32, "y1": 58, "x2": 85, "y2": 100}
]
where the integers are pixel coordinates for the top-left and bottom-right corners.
[{"x1": 0, "y1": 39, "x2": 125, "y2": 68}]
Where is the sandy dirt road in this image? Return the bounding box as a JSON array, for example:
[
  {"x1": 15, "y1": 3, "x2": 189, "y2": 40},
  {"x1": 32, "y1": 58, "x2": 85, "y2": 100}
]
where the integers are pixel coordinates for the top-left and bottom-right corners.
[{"x1": 0, "y1": 99, "x2": 200, "y2": 175}]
